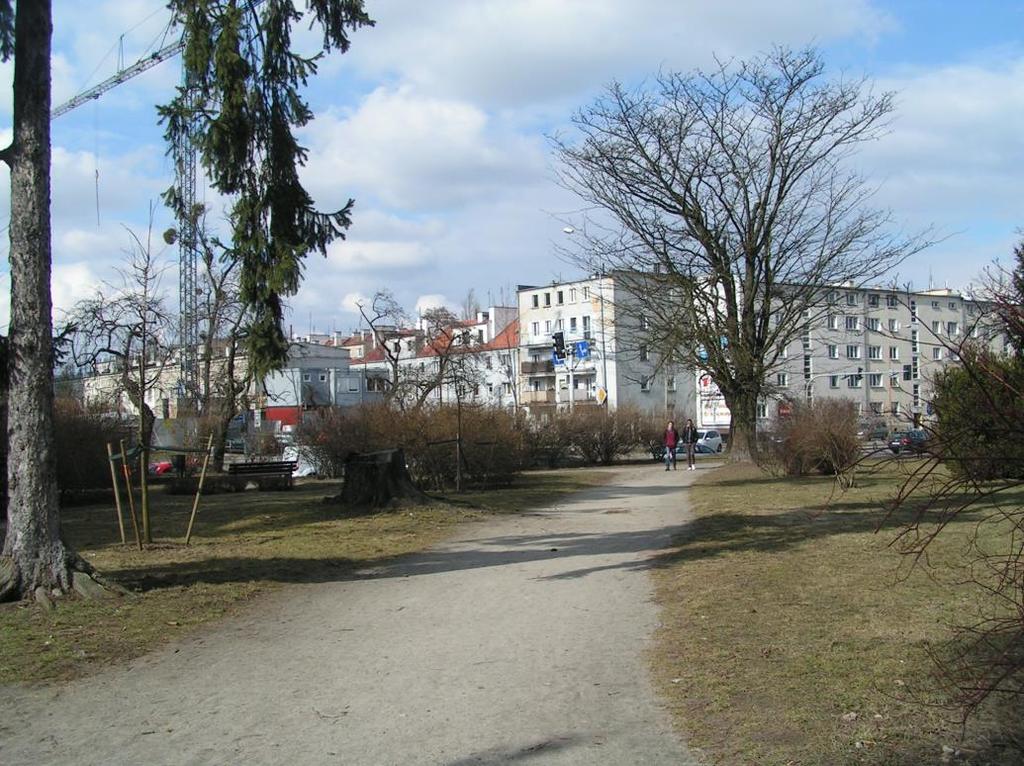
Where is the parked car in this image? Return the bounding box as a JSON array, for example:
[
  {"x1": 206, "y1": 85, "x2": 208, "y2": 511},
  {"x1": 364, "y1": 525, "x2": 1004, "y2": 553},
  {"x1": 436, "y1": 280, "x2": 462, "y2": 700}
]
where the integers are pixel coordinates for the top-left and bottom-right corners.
[
  {"x1": 888, "y1": 429, "x2": 930, "y2": 455},
  {"x1": 148, "y1": 459, "x2": 173, "y2": 475},
  {"x1": 695, "y1": 429, "x2": 724, "y2": 453},
  {"x1": 858, "y1": 421, "x2": 889, "y2": 440}
]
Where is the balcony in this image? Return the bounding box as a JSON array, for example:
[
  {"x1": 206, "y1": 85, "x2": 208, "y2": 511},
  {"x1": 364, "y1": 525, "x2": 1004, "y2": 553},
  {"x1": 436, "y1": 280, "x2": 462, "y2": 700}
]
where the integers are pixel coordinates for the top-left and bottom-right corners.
[
  {"x1": 522, "y1": 390, "x2": 556, "y2": 404},
  {"x1": 521, "y1": 360, "x2": 555, "y2": 375}
]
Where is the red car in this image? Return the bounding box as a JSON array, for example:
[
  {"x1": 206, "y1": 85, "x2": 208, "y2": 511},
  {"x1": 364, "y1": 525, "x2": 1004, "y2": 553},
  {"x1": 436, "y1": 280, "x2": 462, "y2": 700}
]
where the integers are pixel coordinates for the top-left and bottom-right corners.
[{"x1": 148, "y1": 459, "x2": 173, "y2": 475}]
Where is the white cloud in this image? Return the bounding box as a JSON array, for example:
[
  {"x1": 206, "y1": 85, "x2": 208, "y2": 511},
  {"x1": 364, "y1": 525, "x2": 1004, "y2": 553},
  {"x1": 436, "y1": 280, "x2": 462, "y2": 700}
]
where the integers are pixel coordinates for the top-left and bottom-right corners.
[
  {"x1": 341, "y1": 292, "x2": 371, "y2": 314},
  {"x1": 350, "y1": 0, "x2": 892, "y2": 107},
  {"x1": 302, "y1": 86, "x2": 547, "y2": 211},
  {"x1": 414, "y1": 294, "x2": 452, "y2": 315}
]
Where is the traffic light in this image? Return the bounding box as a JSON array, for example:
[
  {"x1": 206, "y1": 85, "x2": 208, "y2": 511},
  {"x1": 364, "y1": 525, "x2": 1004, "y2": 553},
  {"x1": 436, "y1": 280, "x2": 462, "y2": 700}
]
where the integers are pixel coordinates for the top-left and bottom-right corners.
[{"x1": 552, "y1": 331, "x2": 566, "y2": 360}]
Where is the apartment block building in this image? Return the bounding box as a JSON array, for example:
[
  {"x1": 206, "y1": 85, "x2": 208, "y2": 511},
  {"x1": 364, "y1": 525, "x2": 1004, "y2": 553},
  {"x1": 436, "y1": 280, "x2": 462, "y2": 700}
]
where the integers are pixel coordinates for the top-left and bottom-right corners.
[
  {"x1": 515, "y1": 274, "x2": 1003, "y2": 433},
  {"x1": 516, "y1": 275, "x2": 698, "y2": 418},
  {"x1": 769, "y1": 284, "x2": 1000, "y2": 427},
  {"x1": 349, "y1": 307, "x2": 521, "y2": 409}
]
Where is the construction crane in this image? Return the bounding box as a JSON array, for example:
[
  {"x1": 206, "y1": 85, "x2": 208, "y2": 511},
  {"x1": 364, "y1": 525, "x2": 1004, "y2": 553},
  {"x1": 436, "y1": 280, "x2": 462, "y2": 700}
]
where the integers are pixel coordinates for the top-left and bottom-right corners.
[{"x1": 51, "y1": 23, "x2": 200, "y2": 409}]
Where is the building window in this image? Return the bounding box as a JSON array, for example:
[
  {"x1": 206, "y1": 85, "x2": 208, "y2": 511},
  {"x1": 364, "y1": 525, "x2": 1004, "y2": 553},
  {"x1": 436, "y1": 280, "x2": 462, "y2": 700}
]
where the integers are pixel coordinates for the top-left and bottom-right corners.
[
  {"x1": 827, "y1": 315, "x2": 838, "y2": 330},
  {"x1": 318, "y1": 373, "x2": 328, "y2": 382},
  {"x1": 867, "y1": 317, "x2": 880, "y2": 331},
  {"x1": 868, "y1": 294, "x2": 879, "y2": 307},
  {"x1": 557, "y1": 290, "x2": 564, "y2": 305},
  {"x1": 639, "y1": 314, "x2": 650, "y2": 330},
  {"x1": 544, "y1": 320, "x2": 551, "y2": 333},
  {"x1": 949, "y1": 301, "x2": 957, "y2": 310},
  {"x1": 910, "y1": 300, "x2": 918, "y2": 323},
  {"x1": 829, "y1": 375, "x2": 839, "y2": 388},
  {"x1": 848, "y1": 375, "x2": 862, "y2": 388},
  {"x1": 911, "y1": 330, "x2": 919, "y2": 354},
  {"x1": 890, "y1": 372, "x2": 900, "y2": 388},
  {"x1": 570, "y1": 317, "x2": 578, "y2": 333},
  {"x1": 570, "y1": 288, "x2": 577, "y2": 302},
  {"x1": 869, "y1": 401, "x2": 883, "y2": 414},
  {"x1": 531, "y1": 295, "x2": 539, "y2": 308},
  {"x1": 582, "y1": 286, "x2": 590, "y2": 300},
  {"x1": 913, "y1": 383, "x2": 921, "y2": 408},
  {"x1": 757, "y1": 401, "x2": 768, "y2": 418},
  {"x1": 846, "y1": 292, "x2": 858, "y2": 306},
  {"x1": 531, "y1": 321, "x2": 539, "y2": 336},
  {"x1": 639, "y1": 344, "x2": 649, "y2": 361},
  {"x1": 845, "y1": 316, "x2": 859, "y2": 331},
  {"x1": 486, "y1": 356, "x2": 493, "y2": 370},
  {"x1": 891, "y1": 401, "x2": 900, "y2": 415},
  {"x1": 640, "y1": 375, "x2": 651, "y2": 392},
  {"x1": 931, "y1": 300, "x2": 940, "y2": 310},
  {"x1": 556, "y1": 319, "x2": 564, "y2": 331},
  {"x1": 888, "y1": 318, "x2": 900, "y2": 332},
  {"x1": 348, "y1": 378, "x2": 359, "y2": 392},
  {"x1": 846, "y1": 345, "x2": 861, "y2": 359},
  {"x1": 947, "y1": 321, "x2": 958, "y2": 336},
  {"x1": 889, "y1": 346, "x2": 899, "y2": 360},
  {"x1": 779, "y1": 344, "x2": 788, "y2": 358},
  {"x1": 828, "y1": 344, "x2": 839, "y2": 359},
  {"x1": 933, "y1": 347, "x2": 942, "y2": 360},
  {"x1": 582, "y1": 316, "x2": 591, "y2": 334},
  {"x1": 667, "y1": 375, "x2": 676, "y2": 391},
  {"x1": 869, "y1": 373, "x2": 883, "y2": 388},
  {"x1": 544, "y1": 292, "x2": 551, "y2": 307},
  {"x1": 932, "y1": 320, "x2": 941, "y2": 335},
  {"x1": 868, "y1": 345, "x2": 881, "y2": 360},
  {"x1": 302, "y1": 373, "x2": 311, "y2": 382},
  {"x1": 777, "y1": 373, "x2": 789, "y2": 387},
  {"x1": 886, "y1": 294, "x2": 898, "y2": 308}
]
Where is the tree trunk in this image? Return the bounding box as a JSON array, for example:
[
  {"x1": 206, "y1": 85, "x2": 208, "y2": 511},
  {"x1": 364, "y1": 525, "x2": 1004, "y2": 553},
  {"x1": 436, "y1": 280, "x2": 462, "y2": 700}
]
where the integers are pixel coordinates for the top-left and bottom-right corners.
[
  {"x1": 2, "y1": 0, "x2": 73, "y2": 597},
  {"x1": 340, "y1": 449, "x2": 430, "y2": 508},
  {"x1": 723, "y1": 389, "x2": 759, "y2": 464}
]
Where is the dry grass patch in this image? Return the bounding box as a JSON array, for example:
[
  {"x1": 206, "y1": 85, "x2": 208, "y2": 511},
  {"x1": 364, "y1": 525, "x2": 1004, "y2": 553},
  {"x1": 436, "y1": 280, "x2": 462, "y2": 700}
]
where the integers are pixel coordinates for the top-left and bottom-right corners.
[
  {"x1": 652, "y1": 461, "x2": 1023, "y2": 766},
  {"x1": 1, "y1": 469, "x2": 609, "y2": 685}
]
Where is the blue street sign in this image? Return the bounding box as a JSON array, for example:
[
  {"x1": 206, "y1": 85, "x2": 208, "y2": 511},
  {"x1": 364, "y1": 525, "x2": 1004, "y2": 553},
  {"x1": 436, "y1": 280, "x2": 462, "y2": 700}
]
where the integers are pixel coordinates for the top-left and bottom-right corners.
[
  {"x1": 573, "y1": 340, "x2": 590, "y2": 360},
  {"x1": 697, "y1": 345, "x2": 708, "y2": 361},
  {"x1": 552, "y1": 349, "x2": 566, "y2": 366}
]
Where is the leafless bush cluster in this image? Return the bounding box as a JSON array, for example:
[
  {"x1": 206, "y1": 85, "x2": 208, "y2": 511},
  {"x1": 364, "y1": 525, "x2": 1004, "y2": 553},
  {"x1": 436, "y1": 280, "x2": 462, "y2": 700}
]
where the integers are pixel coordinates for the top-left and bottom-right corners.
[
  {"x1": 768, "y1": 398, "x2": 860, "y2": 481},
  {"x1": 296, "y1": 403, "x2": 528, "y2": 490},
  {"x1": 53, "y1": 398, "x2": 131, "y2": 493}
]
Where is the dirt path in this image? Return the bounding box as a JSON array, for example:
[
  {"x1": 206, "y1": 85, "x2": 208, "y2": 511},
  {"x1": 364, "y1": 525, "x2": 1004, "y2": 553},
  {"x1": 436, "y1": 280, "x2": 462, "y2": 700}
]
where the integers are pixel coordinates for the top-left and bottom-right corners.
[{"x1": 0, "y1": 463, "x2": 704, "y2": 765}]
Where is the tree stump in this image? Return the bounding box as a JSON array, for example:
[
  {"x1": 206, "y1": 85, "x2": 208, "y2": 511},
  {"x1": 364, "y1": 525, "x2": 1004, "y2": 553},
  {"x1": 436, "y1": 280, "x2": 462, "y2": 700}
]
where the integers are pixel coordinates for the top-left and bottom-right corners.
[{"x1": 340, "y1": 449, "x2": 430, "y2": 508}]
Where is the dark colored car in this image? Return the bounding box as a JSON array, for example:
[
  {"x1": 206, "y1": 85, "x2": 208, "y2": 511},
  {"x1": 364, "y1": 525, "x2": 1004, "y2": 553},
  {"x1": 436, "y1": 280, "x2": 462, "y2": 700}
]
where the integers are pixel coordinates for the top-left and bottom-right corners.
[{"x1": 888, "y1": 429, "x2": 930, "y2": 455}]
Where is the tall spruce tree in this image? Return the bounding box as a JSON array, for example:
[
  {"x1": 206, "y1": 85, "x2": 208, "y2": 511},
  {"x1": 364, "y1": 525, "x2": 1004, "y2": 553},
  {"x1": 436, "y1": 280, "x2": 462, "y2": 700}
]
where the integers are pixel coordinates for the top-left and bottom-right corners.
[{"x1": 162, "y1": 0, "x2": 372, "y2": 379}]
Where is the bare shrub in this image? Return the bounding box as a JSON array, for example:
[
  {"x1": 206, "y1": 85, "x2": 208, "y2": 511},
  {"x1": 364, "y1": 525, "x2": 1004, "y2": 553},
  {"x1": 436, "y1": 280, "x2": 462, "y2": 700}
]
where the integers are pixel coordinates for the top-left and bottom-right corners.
[
  {"x1": 53, "y1": 398, "x2": 130, "y2": 493},
  {"x1": 774, "y1": 398, "x2": 859, "y2": 479},
  {"x1": 565, "y1": 406, "x2": 649, "y2": 465},
  {"x1": 296, "y1": 403, "x2": 527, "y2": 490}
]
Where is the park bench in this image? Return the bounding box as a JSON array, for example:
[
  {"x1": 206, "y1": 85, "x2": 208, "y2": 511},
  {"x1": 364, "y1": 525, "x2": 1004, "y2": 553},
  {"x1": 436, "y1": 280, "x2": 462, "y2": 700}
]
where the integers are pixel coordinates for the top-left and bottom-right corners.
[{"x1": 226, "y1": 460, "x2": 297, "y2": 491}]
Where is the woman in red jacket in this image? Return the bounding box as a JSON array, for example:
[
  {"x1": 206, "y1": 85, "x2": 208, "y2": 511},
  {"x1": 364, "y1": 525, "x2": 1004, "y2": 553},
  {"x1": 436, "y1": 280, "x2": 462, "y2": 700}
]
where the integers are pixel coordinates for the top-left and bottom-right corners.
[{"x1": 663, "y1": 420, "x2": 679, "y2": 471}]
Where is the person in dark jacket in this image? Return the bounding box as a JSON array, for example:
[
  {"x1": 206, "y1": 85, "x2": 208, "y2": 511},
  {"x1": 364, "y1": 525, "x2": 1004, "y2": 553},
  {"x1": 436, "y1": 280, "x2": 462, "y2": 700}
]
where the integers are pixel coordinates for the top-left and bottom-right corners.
[
  {"x1": 680, "y1": 418, "x2": 699, "y2": 470},
  {"x1": 663, "y1": 420, "x2": 679, "y2": 470}
]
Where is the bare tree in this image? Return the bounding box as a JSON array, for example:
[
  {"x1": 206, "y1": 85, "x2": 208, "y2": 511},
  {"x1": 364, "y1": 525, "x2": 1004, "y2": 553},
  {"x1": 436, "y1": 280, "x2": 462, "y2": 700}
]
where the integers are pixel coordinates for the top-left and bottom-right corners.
[
  {"x1": 182, "y1": 209, "x2": 253, "y2": 470},
  {"x1": 357, "y1": 291, "x2": 412, "y2": 405},
  {"x1": 69, "y1": 222, "x2": 175, "y2": 544},
  {"x1": 554, "y1": 46, "x2": 930, "y2": 461}
]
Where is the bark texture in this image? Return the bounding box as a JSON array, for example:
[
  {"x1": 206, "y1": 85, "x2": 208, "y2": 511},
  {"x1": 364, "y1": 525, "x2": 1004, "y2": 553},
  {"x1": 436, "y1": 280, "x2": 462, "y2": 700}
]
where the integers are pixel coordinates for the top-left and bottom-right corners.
[
  {"x1": 2, "y1": 0, "x2": 72, "y2": 597},
  {"x1": 340, "y1": 449, "x2": 430, "y2": 508}
]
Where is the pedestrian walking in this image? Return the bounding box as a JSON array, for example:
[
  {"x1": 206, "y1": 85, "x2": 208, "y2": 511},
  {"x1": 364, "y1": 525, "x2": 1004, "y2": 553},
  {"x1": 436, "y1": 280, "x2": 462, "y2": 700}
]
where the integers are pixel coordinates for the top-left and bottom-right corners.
[
  {"x1": 663, "y1": 420, "x2": 679, "y2": 471},
  {"x1": 681, "y1": 418, "x2": 698, "y2": 470}
]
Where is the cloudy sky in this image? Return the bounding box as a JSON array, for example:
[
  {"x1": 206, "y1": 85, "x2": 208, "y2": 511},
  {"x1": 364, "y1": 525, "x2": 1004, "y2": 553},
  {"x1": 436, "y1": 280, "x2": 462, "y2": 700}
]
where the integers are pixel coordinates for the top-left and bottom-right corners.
[{"x1": 1, "y1": 0, "x2": 1022, "y2": 334}]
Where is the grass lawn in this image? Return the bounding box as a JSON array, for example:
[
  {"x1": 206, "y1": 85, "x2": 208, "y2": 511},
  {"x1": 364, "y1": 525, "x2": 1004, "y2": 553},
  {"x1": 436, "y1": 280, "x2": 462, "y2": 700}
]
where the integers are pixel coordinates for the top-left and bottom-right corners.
[
  {"x1": 652, "y1": 461, "x2": 1023, "y2": 765},
  {"x1": 0, "y1": 468, "x2": 608, "y2": 686}
]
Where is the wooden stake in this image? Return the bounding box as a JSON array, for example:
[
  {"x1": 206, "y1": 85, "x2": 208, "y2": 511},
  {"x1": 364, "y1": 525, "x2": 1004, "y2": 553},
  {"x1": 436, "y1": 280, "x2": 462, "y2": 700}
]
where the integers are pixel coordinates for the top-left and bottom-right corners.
[
  {"x1": 106, "y1": 442, "x2": 126, "y2": 545},
  {"x1": 185, "y1": 434, "x2": 214, "y2": 546},
  {"x1": 120, "y1": 439, "x2": 143, "y2": 550}
]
